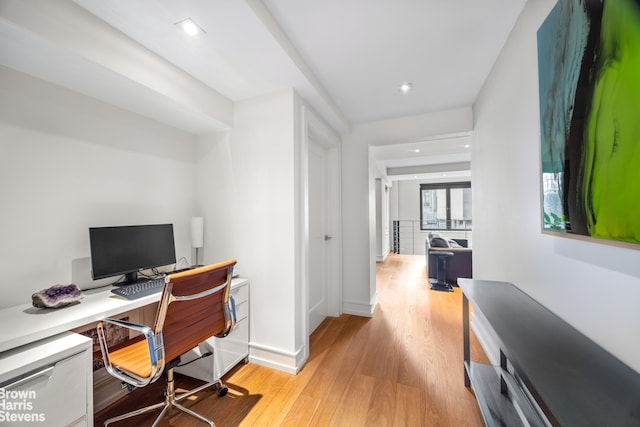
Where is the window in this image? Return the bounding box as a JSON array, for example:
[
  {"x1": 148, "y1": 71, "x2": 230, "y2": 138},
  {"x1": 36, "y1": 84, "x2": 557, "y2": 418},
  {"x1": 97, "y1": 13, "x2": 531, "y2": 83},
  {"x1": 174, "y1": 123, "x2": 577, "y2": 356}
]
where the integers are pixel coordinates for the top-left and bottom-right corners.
[{"x1": 420, "y1": 182, "x2": 472, "y2": 231}]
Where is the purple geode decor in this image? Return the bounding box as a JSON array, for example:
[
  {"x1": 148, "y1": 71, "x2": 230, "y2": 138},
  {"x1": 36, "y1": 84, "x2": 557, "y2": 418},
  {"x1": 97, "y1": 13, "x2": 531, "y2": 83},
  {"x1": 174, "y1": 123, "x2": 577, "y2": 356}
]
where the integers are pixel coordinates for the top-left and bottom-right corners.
[{"x1": 32, "y1": 284, "x2": 82, "y2": 309}]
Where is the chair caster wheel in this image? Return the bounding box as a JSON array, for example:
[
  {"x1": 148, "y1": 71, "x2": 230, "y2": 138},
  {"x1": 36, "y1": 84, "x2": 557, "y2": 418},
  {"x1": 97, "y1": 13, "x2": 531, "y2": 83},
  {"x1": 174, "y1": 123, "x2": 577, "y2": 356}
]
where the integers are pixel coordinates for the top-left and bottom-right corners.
[
  {"x1": 213, "y1": 381, "x2": 228, "y2": 396},
  {"x1": 218, "y1": 385, "x2": 228, "y2": 396}
]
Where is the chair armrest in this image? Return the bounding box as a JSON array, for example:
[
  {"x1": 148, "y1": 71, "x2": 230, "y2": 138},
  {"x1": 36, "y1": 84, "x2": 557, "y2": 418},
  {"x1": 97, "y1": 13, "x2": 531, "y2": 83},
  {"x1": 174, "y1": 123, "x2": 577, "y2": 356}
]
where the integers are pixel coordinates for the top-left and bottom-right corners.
[
  {"x1": 97, "y1": 318, "x2": 164, "y2": 387},
  {"x1": 100, "y1": 317, "x2": 153, "y2": 336}
]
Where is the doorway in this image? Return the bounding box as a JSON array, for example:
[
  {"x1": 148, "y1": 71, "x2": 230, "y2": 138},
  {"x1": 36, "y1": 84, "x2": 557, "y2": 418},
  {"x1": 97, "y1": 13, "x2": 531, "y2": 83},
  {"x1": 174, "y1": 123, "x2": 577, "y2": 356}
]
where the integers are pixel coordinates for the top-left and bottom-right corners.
[{"x1": 301, "y1": 106, "x2": 342, "y2": 363}]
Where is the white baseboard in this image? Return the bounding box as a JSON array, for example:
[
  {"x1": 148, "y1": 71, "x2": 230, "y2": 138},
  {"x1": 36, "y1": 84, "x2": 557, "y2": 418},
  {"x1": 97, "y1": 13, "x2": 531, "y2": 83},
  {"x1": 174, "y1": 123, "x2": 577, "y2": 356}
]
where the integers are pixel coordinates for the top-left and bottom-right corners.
[
  {"x1": 376, "y1": 248, "x2": 390, "y2": 263},
  {"x1": 248, "y1": 342, "x2": 306, "y2": 374},
  {"x1": 342, "y1": 294, "x2": 377, "y2": 317}
]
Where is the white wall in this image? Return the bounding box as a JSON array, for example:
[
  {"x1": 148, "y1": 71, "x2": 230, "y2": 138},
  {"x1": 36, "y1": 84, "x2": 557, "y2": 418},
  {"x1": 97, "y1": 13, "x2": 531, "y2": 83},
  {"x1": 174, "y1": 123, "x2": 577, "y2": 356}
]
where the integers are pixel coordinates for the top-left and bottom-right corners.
[
  {"x1": 341, "y1": 108, "x2": 473, "y2": 316},
  {"x1": 195, "y1": 130, "x2": 235, "y2": 265},
  {"x1": 197, "y1": 89, "x2": 303, "y2": 373},
  {"x1": 0, "y1": 66, "x2": 198, "y2": 307},
  {"x1": 473, "y1": 0, "x2": 640, "y2": 373},
  {"x1": 375, "y1": 178, "x2": 390, "y2": 261},
  {"x1": 395, "y1": 180, "x2": 423, "y2": 254}
]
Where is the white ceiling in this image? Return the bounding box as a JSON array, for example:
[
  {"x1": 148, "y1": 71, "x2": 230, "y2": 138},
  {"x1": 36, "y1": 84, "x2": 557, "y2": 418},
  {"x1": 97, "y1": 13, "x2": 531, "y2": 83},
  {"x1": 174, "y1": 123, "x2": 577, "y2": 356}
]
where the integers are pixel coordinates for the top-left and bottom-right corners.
[
  {"x1": 372, "y1": 134, "x2": 472, "y2": 180},
  {"x1": 263, "y1": 0, "x2": 525, "y2": 124},
  {"x1": 0, "y1": 0, "x2": 526, "y2": 173}
]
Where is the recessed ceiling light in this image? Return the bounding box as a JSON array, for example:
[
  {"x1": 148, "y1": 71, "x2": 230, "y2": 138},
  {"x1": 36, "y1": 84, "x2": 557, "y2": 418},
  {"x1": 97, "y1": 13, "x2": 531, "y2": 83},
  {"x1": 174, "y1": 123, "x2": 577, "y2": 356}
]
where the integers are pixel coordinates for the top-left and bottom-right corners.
[
  {"x1": 399, "y1": 82, "x2": 412, "y2": 94},
  {"x1": 413, "y1": 149, "x2": 420, "y2": 153},
  {"x1": 464, "y1": 144, "x2": 471, "y2": 148},
  {"x1": 175, "y1": 18, "x2": 205, "y2": 37}
]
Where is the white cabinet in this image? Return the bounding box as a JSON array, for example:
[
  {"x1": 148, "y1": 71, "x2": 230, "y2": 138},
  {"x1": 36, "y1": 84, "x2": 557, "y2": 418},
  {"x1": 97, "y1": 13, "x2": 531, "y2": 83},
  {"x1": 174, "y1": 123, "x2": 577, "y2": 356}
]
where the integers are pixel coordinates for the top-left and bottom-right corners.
[
  {"x1": 176, "y1": 278, "x2": 250, "y2": 382},
  {"x1": 213, "y1": 279, "x2": 249, "y2": 378},
  {"x1": 0, "y1": 332, "x2": 93, "y2": 426}
]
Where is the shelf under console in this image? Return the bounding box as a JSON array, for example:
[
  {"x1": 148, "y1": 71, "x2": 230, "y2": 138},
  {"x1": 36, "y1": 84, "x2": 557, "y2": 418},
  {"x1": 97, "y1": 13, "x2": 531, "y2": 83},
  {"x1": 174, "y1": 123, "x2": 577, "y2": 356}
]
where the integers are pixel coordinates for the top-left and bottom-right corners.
[{"x1": 459, "y1": 279, "x2": 640, "y2": 427}]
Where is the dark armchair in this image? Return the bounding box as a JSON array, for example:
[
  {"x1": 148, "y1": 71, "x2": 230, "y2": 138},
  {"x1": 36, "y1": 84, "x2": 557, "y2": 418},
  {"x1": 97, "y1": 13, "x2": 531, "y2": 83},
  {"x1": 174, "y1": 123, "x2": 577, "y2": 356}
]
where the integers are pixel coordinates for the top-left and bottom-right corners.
[{"x1": 426, "y1": 233, "x2": 472, "y2": 291}]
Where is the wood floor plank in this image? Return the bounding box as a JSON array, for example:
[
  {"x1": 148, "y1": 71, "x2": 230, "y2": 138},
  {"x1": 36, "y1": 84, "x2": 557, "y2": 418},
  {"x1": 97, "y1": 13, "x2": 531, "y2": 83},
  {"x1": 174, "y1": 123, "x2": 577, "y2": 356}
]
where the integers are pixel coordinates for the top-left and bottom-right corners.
[
  {"x1": 365, "y1": 377, "x2": 397, "y2": 427},
  {"x1": 231, "y1": 366, "x2": 290, "y2": 426},
  {"x1": 328, "y1": 373, "x2": 376, "y2": 426},
  {"x1": 94, "y1": 254, "x2": 486, "y2": 427},
  {"x1": 245, "y1": 343, "x2": 324, "y2": 426},
  {"x1": 301, "y1": 316, "x2": 359, "y2": 400},
  {"x1": 306, "y1": 316, "x2": 371, "y2": 426},
  {"x1": 279, "y1": 394, "x2": 320, "y2": 427},
  {"x1": 394, "y1": 382, "x2": 424, "y2": 427}
]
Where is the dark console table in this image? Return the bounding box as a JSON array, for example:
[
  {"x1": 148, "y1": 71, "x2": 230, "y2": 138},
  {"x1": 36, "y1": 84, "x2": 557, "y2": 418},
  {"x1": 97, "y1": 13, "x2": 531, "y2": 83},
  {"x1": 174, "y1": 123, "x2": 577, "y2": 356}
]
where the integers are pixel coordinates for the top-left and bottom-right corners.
[{"x1": 459, "y1": 278, "x2": 640, "y2": 427}]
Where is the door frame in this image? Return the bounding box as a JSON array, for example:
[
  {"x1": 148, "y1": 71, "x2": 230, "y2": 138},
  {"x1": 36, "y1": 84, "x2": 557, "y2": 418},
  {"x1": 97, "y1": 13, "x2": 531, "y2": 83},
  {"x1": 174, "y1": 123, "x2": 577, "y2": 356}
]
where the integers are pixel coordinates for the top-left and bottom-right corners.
[{"x1": 300, "y1": 105, "x2": 342, "y2": 366}]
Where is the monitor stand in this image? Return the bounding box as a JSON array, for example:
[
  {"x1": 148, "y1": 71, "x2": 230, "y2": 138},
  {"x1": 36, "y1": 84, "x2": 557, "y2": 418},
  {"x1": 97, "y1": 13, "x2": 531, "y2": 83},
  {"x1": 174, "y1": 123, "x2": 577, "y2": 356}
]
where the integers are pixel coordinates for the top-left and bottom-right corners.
[{"x1": 114, "y1": 271, "x2": 141, "y2": 286}]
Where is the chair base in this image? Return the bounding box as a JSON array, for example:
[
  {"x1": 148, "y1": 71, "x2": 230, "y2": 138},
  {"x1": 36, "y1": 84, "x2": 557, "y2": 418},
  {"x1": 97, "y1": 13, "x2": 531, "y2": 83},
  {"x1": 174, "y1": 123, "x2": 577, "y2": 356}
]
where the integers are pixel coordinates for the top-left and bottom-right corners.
[
  {"x1": 104, "y1": 368, "x2": 223, "y2": 427},
  {"x1": 430, "y1": 279, "x2": 453, "y2": 292}
]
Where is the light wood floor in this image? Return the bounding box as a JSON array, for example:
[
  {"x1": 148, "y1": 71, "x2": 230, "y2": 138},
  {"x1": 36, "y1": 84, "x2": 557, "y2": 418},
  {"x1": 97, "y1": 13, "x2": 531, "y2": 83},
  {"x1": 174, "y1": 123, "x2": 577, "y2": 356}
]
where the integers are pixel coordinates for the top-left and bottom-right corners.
[{"x1": 95, "y1": 253, "x2": 487, "y2": 426}]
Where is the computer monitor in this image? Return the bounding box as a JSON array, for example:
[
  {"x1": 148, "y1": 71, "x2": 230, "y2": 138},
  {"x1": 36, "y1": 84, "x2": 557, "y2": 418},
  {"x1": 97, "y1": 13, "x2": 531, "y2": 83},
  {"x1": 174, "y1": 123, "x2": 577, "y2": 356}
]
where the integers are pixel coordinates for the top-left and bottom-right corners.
[{"x1": 89, "y1": 224, "x2": 176, "y2": 284}]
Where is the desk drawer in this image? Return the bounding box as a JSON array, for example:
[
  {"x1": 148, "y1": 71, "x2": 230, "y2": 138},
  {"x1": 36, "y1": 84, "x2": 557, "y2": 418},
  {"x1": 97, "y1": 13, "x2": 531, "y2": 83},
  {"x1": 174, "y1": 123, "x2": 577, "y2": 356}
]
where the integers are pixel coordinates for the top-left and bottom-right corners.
[
  {"x1": 234, "y1": 299, "x2": 248, "y2": 322},
  {"x1": 0, "y1": 333, "x2": 92, "y2": 427},
  {"x1": 214, "y1": 318, "x2": 248, "y2": 378},
  {"x1": 230, "y1": 284, "x2": 248, "y2": 304},
  {"x1": 2, "y1": 352, "x2": 87, "y2": 426}
]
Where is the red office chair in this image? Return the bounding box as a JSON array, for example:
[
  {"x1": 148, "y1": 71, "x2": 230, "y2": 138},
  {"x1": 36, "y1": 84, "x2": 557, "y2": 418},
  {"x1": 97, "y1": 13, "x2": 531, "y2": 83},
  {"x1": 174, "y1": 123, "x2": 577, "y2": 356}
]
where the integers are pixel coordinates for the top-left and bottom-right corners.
[{"x1": 97, "y1": 259, "x2": 237, "y2": 426}]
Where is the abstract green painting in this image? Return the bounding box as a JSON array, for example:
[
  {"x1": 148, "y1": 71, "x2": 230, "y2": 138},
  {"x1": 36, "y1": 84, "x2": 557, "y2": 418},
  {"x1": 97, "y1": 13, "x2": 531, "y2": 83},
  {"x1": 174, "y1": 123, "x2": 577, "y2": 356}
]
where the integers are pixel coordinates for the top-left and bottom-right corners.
[{"x1": 538, "y1": 0, "x2": 640, "y2": 246}]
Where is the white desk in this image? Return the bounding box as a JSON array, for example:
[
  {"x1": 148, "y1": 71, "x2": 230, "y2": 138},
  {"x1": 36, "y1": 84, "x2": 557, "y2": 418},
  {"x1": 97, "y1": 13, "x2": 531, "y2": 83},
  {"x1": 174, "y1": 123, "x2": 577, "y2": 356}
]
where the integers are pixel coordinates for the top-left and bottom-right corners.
[
  {"x1": 0, "y1": 285, "x2": 159, "y2": 354},
  {"x1": 0, "y1": 277, "x2": 249, "y2": 427},
  {"x1": 0, "y1": 277, "x2": 248, "y2": 354}
]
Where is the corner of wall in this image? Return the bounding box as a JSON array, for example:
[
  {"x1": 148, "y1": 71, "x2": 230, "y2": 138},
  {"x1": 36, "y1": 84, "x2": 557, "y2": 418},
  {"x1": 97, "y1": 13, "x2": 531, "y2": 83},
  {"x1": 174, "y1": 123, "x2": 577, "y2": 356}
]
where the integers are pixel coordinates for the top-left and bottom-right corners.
[{"x1": 248, "y1": 341, "x2": 307, "y2": 375}]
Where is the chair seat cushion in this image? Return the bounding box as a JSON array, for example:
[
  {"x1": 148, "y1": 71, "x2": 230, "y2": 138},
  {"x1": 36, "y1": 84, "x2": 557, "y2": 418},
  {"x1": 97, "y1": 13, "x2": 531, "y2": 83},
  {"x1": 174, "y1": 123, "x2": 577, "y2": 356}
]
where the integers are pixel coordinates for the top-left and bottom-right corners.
[{"x1": 109, "y1": 335, "x2": 153, "y2": 379}]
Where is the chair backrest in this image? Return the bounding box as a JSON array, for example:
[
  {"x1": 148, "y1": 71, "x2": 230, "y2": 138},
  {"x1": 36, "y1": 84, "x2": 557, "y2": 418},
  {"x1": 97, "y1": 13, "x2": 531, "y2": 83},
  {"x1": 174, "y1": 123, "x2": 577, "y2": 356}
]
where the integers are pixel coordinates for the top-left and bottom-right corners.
[{"x1": 154, "y1": 259, "x2": 236, "y2": 364}]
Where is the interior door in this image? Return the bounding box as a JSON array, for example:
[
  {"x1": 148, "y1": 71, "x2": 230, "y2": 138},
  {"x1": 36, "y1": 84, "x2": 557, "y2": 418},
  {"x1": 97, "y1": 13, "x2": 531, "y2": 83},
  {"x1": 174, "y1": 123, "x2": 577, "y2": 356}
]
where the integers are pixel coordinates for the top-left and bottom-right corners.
[{"x1": 308, "y1": 140, "x2": 328, "y2": 334}]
